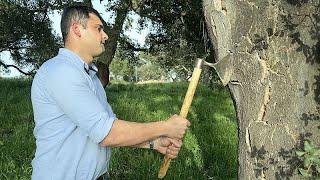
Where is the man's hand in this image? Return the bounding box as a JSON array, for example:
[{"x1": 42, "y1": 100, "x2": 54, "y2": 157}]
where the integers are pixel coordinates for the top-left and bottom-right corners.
[
  {"x1": 165, "y1": 114, "x2": 190, "y2": 139},
  {"x1": 154, "y1": 137, "x2": 182, "y2": 159}
]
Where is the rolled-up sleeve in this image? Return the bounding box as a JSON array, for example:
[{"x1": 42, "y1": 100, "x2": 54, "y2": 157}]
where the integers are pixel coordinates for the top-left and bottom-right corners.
[{"x1": 45, "y1": 64, "x2": 115, "y2": 143}]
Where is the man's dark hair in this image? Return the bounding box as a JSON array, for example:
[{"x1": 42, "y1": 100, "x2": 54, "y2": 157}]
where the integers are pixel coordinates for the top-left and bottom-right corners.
[{"x1": 60, "y1": 5, "x2": 103, "y2": 43}]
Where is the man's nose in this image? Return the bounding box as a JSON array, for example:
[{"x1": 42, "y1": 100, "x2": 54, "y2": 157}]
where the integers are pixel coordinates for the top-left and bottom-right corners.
[{"x1": 102, "y1": 30, "x2": 108, "y2": 41}]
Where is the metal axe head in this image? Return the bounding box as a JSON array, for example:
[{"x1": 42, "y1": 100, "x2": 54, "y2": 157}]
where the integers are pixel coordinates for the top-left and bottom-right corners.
[{"x1": 196, "y1": 54, "x2": 233, "y2": 86}]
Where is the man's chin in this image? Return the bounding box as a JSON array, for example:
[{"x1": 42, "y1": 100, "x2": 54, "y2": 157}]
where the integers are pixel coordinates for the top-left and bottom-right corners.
[
  {"x1": 93, "y1": 48, "x2": 105, "y2": 58},
  {"x1": 100, "y1": 45, "x2": 105, "y2": 53}
]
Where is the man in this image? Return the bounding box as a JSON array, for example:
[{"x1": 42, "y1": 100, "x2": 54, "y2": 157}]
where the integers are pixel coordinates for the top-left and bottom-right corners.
[{"x1": 31, "y1": 5, "x2": 190, "y2": 180}]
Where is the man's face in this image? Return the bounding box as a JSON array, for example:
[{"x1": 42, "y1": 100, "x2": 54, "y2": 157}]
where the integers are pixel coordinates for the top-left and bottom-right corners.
[{"x1": 81, "y1": 13, "x2": 108, "y2": 58}]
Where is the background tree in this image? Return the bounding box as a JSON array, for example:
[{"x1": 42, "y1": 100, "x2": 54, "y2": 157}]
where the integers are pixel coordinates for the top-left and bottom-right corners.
[
  {"x1": 97, "y1": 0, "x2": 216, "y2": 86},
  {"x1": 203, "y1": 0, "x2": 320, "y2": 179},
  {"x1": 109, "y1": 49, "x2": 135, "y2": 81},
  {"x1": 1, "y1": 0, "x2": 214, "y2": 85},
  {"x1": 138, "y1": 0, "x2": 215, "y2": 81},
  {"x1": 0, "y1": 0, "x2": 67, "y2": 76},
  {"x1": 137, "y1": 62, "x2": 166, "y2": 81}
]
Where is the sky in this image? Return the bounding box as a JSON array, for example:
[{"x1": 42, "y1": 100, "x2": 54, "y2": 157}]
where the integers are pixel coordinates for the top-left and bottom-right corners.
[{"x1": 0, "y1": 1, "x2": 150, "y2": 78}]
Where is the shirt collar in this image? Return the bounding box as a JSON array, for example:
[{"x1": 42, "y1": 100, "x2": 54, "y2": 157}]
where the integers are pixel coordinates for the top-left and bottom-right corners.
[{"x1": 58, "y1": 48, "x2": 98, "y2": 76}]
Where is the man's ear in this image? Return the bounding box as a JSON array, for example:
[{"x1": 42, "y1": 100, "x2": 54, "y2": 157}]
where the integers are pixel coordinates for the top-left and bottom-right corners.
[{"x1": 70, "y1": 21, "x2": 82, "y2": 38}]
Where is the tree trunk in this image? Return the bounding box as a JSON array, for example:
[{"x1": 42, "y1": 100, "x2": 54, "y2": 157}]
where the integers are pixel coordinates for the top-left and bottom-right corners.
[
  {"x1": 96, "y1": 2, "x2": 129, "y2": 87},
  {"x1": 96, "y1": 61, "x2": 110, "y2": 88},
  {"x1": 203, "y1": 1, "x2": 320, "y2": 179},
  {"x1": 84, "y1": 0, "x2": 112, "y2": 87}
]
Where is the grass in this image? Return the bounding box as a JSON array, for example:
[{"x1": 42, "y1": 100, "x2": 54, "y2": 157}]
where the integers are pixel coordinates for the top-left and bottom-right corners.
[{"x1": 0, "y1": 78, "x2": 238, "y2": 179}]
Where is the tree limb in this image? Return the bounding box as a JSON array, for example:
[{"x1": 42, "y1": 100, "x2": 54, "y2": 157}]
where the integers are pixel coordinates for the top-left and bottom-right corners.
[
  {"x1": 0, "y1": 61, "x2": 34, "y2": 76},
  {"x1": 124, "y1": 41, "x2": 149, "y2": 52}
]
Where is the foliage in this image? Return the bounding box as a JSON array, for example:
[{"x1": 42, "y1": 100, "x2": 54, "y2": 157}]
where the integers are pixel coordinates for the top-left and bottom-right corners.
[
  {"x1": 109, "y1": 58, "x2": 134, "y2": 80},
  {"x1": 110, "y1": 51, "x2": 168, "y2": 82},
  {"x1": 137, "y1": 62, "x2": 166, "y2": 81},
  {"x1": 0, "y1": 0, "x2": 65, "y2": 74},
  {"x1": 1, "y1": 0, "x2": 213, "y2": 81},
  {"x1": 296, "y1": 140, "x2": 320, "y2": 178},
  {"x1": 138, "y1": 51, "x2": 192, "y2": 81},
  {"x1": 141, "y1": 0, "x2": 214, "y2": 76},
  {"x1": 0, "y1": 79, "x2": 237, "y2": 179},
  {"x1": 102, "y1": 0, "x2": 214, "y2": 81},
  {"x1": 115, "y1": 34, "x2": 141, "y2": 66}
]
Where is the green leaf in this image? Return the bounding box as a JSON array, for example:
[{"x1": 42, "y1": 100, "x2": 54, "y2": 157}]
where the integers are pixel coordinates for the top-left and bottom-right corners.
[
  {"x1": 313, "y1": 158, "x2": 320, "y2": 166},
  {"x1": 304, "y1": 156, "x2": 313, "y2": 167},
  {"x1": 304, "y1": 141, "x2": 313, "y2": 152},
  {"x1": 312, "y1": 149, "x2": 320, "y2": 156},
  {"x1": 296, "y1": 151, "x2": 306, "y2": 157}
]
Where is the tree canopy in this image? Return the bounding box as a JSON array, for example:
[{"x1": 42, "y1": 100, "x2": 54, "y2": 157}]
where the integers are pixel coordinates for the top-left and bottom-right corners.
[
  {"x1": 0, "y1": 0, "x2": 214, "y2": 82},
  {"x1": 0, "y1": 0, "x2": 65, "y2": 75}
]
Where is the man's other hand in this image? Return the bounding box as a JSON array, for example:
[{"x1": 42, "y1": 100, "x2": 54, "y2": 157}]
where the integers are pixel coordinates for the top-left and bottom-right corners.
[{"x1": 154, "y1": 137, "x2": 182, "y2": 159}]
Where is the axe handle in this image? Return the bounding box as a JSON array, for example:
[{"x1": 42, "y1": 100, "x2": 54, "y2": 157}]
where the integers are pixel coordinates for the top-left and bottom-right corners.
[{"x1": 158, "y1": 67, "x2": 202, "y2": 178}]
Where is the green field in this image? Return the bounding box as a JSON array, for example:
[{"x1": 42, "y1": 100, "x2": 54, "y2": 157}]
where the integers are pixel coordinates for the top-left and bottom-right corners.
[{"x1": 0, "y1": 78, "x2": 238, "y2": 179}]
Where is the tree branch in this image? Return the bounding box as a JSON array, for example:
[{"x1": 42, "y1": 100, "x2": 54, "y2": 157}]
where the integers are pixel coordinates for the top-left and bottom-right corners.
[
  {"x1": 124, "y1": 41, "x2": 149, "y2": 52},
  {"x1": 0, "y1": 61, "x2": 35, "y2": 76}
]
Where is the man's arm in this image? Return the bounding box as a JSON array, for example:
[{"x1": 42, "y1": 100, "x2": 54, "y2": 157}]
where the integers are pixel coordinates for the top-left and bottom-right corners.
[
  {"x1": 46, "y1": 65, "x2": 190, "y2": 146},
  {"x1": 100, "y1": 115, "x2": 190, "y2": 147},
  {"x1": 100, "y1": 120, "x2": 166, "y2": 147}
]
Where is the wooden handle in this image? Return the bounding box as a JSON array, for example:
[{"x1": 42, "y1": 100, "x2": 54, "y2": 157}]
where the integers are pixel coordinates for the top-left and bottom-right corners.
[{"x1": 158, "y1": 67, "x2": 202, "y2": 178}]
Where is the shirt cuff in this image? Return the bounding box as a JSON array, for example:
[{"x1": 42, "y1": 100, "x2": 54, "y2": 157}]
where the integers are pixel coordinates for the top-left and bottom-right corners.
[{"x1": 90, "y1": 112, "x2": 117, "y2": 144}]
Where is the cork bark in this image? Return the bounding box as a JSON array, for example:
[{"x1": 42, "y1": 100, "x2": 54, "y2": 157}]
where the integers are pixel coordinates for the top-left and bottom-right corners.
[{"x1": 203, "y1": 1, "x2": 320, "y2": 179}]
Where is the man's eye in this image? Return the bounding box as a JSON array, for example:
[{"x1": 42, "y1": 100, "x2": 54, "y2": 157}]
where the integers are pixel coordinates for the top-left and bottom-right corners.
[{"x1": 98, "y1": 27, "x2": 102, "y2": 32}]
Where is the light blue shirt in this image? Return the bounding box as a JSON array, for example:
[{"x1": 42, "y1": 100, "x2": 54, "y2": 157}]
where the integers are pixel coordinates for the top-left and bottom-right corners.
[{"x1": 31, "y1": 48, "x2": 117, "y2": 180}]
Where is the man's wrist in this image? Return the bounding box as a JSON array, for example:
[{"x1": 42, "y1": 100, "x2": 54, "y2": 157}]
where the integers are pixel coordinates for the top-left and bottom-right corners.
[{"x1": 159, "y1": 121, "x2": 168, "y2": 137}]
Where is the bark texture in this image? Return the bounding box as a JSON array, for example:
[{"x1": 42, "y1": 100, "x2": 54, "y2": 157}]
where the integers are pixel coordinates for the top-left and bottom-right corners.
[{"x1": 203, "y1": 1, "x2": 320, "y2": 179}]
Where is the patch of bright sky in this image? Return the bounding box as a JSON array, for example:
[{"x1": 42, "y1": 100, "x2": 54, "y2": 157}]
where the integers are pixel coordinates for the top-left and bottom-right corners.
[{"x1": 1, "y1": 0, "x2": 151, "y2": 78}]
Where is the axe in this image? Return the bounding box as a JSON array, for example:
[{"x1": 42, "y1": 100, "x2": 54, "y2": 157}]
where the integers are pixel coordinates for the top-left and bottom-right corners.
[{"x1": 158, "y1": 54, "x2": 233, "y2": 178}]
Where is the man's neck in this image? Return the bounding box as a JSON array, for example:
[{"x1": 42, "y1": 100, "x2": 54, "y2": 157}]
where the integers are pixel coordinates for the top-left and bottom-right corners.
[{"x1": 64, "y1": 44, "x2": 93, "y2": 64}]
